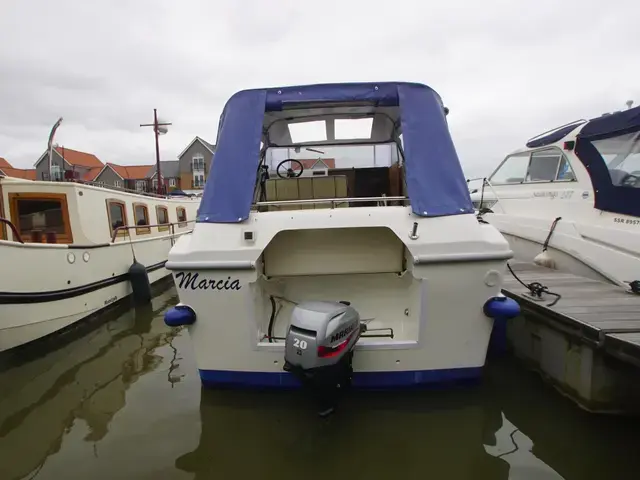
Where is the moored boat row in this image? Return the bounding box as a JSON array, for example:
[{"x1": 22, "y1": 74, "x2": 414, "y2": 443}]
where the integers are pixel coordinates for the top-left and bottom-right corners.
[
  {"x1": 469, "y1": 103, "x2": 640, "y2": 290},
  {"x1": 0, "y1": 175, "x2": 200, "y2": 352},
  {"x1": 13, "y1": 82, "x2": 636, "y2": 414}
]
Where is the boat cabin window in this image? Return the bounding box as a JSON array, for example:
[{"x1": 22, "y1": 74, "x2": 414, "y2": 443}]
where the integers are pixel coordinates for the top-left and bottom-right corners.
[
  {"x1": 489, "y1": 153, "x2": 530, "y2": 184},
  {"x1": 106, "y1": 199, "x2": 128, "y2": 238},
  {"x1": 257, "y1": 115, "x2": 405, "y2": 210},
  {"x1": 593, "y1": 131, "x2": 640, "y2": 188},
  {"x1": 133, "y1": 203, "x2": 150, "y2": 235},
  {"x1": 9, "y1": 193, "x2": 73, "y2": 244},
  {"x1": 156, "y1": 205, "x2": 169, "y2": 231},
  {"x1": 556, "y1": 156, "x2": 576, "y2": 181},
  {"x1": 526, "y1": 150, "x2": 575, "y2": 182},
  {"x1": 176, "y1": 206, "x2": 187, "y2": 227},
  {"x1": 490, "y1": 148, "x2": 576, "y2": 185}
]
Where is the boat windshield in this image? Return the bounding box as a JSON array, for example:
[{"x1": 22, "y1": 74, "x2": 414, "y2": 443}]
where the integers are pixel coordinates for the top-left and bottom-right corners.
[
  {"x1": 266, "y1": 142, "x2": 401, "y2": 173},
  {"x1": 256, "y1": 116, "x2": 405, "y2": 208},
  {"x1": 592, "y1": 131, "x2": 640, "y2": 187}
]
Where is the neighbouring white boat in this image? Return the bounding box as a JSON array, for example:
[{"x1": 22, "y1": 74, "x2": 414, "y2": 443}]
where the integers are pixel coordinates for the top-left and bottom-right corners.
[
  {"x1": 163, "y1": 81, "x2": 519, "y2": 403},
  {"x1": 0, "y1": 175, "x2": 200, "y2": 352},
  {"x1": 469, "y1": 104, "x2": 640, "y2": 289}
]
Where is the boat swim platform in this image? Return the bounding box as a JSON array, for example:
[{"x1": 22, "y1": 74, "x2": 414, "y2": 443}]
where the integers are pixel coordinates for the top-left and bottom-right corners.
[{"x1": 500, "y1": 261, "x2": 640, "y2": 415}]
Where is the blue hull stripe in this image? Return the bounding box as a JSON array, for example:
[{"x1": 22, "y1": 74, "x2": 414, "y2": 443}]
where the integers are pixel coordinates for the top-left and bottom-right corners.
[{"x1": 199, "y1": 366, "x2": 483, "y2": 389}]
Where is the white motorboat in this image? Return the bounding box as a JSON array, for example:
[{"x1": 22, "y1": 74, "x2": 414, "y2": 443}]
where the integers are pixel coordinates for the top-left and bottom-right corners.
[
  {"x1": 0, "y1": 175, "x2": 200, "y2": 352},
  {"x1": 163, "y1": 81, "x2": 519, "y2": 403},
  {"x1": 469, "y1": 104, "x2": 640, "y2": 290}
]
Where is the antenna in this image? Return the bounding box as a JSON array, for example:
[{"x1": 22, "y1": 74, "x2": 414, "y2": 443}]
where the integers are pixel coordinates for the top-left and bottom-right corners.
[{"x1": 626, "y1": 100, "x2": 634, "y2": 110}]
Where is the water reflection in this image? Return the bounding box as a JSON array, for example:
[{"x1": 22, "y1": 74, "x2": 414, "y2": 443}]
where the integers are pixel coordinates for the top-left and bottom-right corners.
[
  {"x1": 174, "y1": 361, "x2": 640, "y2": 480},
  {"x1": 0, "y1": 290, "x2": 181, "y2": 480},
  {"x1": 486, "y1": 361, "x2": 640, "y2": 480},
  {"x1": 3, "y1": 290, "x2": 640, "y2": 480},
  {"x1": 175, "y1": 386, "x2": 508, "y2": 479}
]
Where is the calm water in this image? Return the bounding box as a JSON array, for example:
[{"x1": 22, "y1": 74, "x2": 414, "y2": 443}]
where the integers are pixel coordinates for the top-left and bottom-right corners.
[{"x1": 2, "y1": 287, "x2": 640, "y2": 480}]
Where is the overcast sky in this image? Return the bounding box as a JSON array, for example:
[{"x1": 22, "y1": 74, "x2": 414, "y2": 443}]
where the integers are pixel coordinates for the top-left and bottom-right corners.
[{"x1": 1, "y1": 0, "x2": 638, "y2": 178}]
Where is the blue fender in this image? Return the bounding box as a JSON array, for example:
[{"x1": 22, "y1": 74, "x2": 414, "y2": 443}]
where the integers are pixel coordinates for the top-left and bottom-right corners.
[
  {"x1": 164, "y1": 304, "x2": 197, "y2": 327},
  {"x1": 484, "y1": 295, "x2": 520, "y2": 356},
  {"x1": 483, "y1": 295, "x2": 520, "y2": 320}
]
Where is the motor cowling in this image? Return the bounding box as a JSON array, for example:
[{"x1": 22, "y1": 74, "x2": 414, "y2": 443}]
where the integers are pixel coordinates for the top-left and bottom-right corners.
[{"x1": 283, "y1": 300, "x2": 363, "y2": 416}]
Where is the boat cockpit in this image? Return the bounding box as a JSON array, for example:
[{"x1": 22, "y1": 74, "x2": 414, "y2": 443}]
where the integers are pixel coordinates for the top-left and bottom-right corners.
[{"x1": 252, "y1": 108, "x2": 409, "y2": 212}]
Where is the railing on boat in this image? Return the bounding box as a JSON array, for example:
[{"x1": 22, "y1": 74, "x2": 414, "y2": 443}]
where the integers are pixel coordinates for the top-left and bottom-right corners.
[
  {"x1": 0, "y1": 217, "x2": 24, "y2": 244},
  {"x1": 32, "y1": 177, "x2": 200, "y2": 200},
  {"x1": 110, "y1": 220, "x2": 196, "y2": 242},
  {"x1": 69, "y1": 180, "x2": 184, "y2": 199},
  {"x1": 0, "y1": 217, "x2": 194, "y2": 245},
  {"x1": 253, "y1": 195, "x2": 410, "y2": 209},
  {"x1": 466, "y1": 177, "x2": 505, "y2": 213}
]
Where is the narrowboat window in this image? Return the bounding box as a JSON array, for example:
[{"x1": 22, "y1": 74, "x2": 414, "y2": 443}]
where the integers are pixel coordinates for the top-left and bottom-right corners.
[
  {"x1": 156, "y1": 205, "x2": 169, "y2": 231},
  {"x1": 177, "y1": 206, "x2": 187, "y2": 227},
  {"x1": 9, "y1": 193, "x2": 73, "y2": 243},
  {"x1": 107, "y1": 200, "x2": 128, "y2": 237},
  {"x1": 489, "y1": 153, "x2": 530, "y2": 184},
  {"x1": 134, "y1": 203, "x2": 150, "y2": 234}
]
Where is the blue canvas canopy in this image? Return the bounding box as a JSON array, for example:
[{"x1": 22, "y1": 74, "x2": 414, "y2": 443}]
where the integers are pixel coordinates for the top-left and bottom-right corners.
[
  {"x1": 197, "y1": 82, "x2": 474, "y2": 223},
  {"x1": 575, "y1": 105, "x2": 640, "y2": 218}
]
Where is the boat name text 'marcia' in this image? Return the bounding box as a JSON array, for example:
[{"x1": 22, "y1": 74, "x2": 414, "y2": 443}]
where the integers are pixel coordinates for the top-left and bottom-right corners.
[{"x1": 174, "y1": 272, "x2": 242, "y2": 291}]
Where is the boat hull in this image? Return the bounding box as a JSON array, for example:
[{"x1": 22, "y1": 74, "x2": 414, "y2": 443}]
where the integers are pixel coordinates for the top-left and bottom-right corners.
[
  {"x1": 197, "y1": 366, "x2": 484, "y2": 389},
  {"x1": 0, "y1": 264, "x2": 169, "y2": 352},
  {"x1": 167, "y1": 207, "x2": 515, "y2": 390},
  {"x1": 482, "y1": 212, "x2": 640, "y2": 287},
  {"x1": 0, "y1": 233, "x2": 188, "y2": 352}
]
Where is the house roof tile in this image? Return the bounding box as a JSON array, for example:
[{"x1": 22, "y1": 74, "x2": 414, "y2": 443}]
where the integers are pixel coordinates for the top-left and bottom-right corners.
[
  {"x1": 108, "y1": 163, "x2": 154, "y2": 180},
  {"x1": 82, "y1": 167, "x2": 103, "y2": 181},
  {"x1": 0, "y1": 167, "x2": 37, "y2": 180},
  {"x1": 55, "y1": 147, "x2": 104, "y2": 168}
]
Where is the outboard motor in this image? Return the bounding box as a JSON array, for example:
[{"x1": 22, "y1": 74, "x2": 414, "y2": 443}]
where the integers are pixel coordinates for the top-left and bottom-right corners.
[{"x1": 283, "y1": 300, "x2": 363, "y2": 417}]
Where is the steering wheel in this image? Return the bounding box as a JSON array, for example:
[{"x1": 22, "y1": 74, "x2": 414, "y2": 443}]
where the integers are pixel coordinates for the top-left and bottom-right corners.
[
  {"x1": 620, "y1": 173, "x2": 640, "y2": 188},
  {"x1": 276, "y1": 159, "x2": 304, "y2": 179}
]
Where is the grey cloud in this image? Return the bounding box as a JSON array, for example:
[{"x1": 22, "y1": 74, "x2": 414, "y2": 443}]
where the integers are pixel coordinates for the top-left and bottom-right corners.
[{"x1": 1, "y1": 0, "x2": 639, "y2": 173}]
